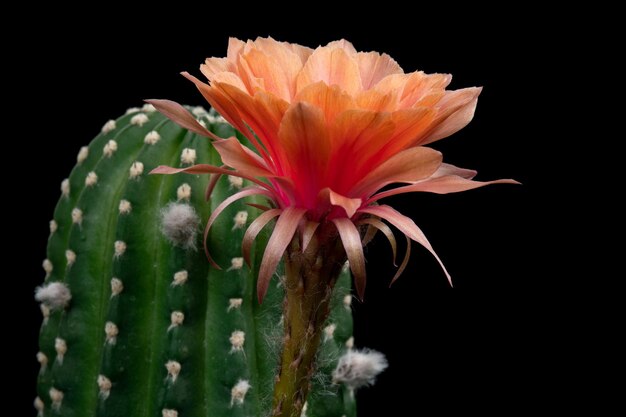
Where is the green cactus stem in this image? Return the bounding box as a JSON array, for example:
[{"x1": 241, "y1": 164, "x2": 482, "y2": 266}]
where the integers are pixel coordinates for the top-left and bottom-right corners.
[{"x1": 35, "y1": 105, "x2": 356, "y2": 417}]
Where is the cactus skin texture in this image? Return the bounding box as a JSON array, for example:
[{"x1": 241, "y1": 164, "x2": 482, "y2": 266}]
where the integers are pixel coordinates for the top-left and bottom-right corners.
[{"x1": 35, "y1": 106, "x2": 355, "y2": 417}]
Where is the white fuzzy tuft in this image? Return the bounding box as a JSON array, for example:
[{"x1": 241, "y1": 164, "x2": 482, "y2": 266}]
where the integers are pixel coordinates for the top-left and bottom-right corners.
[
  {"x1": 105, "y1": 322, "x2": 119, "y2": 345},
  {"x1": 102, "y1": 119, "x2": 117, "y2": 133},
  {"x1": 35, "y1": 282, "x2": 71, "y2": 310},
  {"x1": 97, "y1": 375, "x2": 112, "y2": 400},
  {"x1": 162, "y1": 409, "x2": 178, "y2": 417},
  {"x1": 165, "y1": 360, "x2": 181, "y2": 382},
  {"x1": 40, "y1": 304, "x2": 50, "y2": 323},
  {"x1": 323, "y1": 323, "x2": 336, "y2": 342},
  {"x1": 71, "y1": 208, "x2": 83, "y2": 225},
  {"x1": 42, "y1": 258, "x2": 53, "y2": 277},
  {"x1": 49, "y1": 219, "x2": 58, "y2": 234},
  {"x1": 61, "y1": 178, "x2": 70, "y2": 197},
  {"x1": 114, "y1": 241, "x2": 126, "y2": 258},
  {"x1": 55, "y1": 338, "x2": 67, "y2": 364},
  {"x1": 37, "y1": 352, "x2": 48, "y2": 374},
  {"x1": 119, "y1": 199, "x2": 132, "y2": 215},
  {"x1": 176, "y1": 183, "x2": 191, "y2": 202},
  {"x1": 126, "y1": 107, "x2": 141, "y2": 114},
  {"x1": 230, "y1": 380, "x2": 251, "y2": 406},
  {"x1": 110, "y1": 278, "x2": 123, "y2": 297},
  {"x1": 129, "y1": 161, "x2": 144, "y2": 179},
  {"x1": 130, "y1": 113, "x2": 149, "y2": 126},
  {"x1": 142, "y1": 103, "x2": 157, "y2": 113},
  {"x1": 172, "y1": 270, "x2": 188, "y2": 286},
  {"x1": 192, "y1": 106, "x2": 207, "y2": 116},
  {"x1": 144, "y1": 130, "x2": 161, "y2": 145},
  {"x1": 165, "y1": 361, "x2": 181, "y2": 382},
  {"x1": 232, "y1": 211, "x2": 248, "y2": 230},
  {"x1": 229, "y1": 330, "x2": 245, "y2": 352},
  {"x1": 345, "y1": 336, "x2": 354, "y2": 350},
  {"x1": 49, "y1": 387, "x2": 64, "y2": 411},
  {"x1": 103, "y1": 140, "x2": 118, "y2": 157},
  {"x1": 228, "y1": 298, "x2": 243, "y2": 312},
  {"x1": 77, "y1": 146, "x2": 89, "y2": 165},
  {"x1": 332, "y1": 349, "x2": 388, "y2": 390},
  {"x1": 168, "y1": 311, "x2": 185, "y2": 331},
  {"x1": 180, "y1": 148, "x2": 197, "y2": 165},
  {"x1": 228, "y1": 175, "x2": 244, "y2": 189},
  {"x1": 65, "y1": 250, "x2": 76, "y2": 266},
  {"x1": 228, "y1": 257, "x2": 244, "y2": 271},
  {"x1": 34, "y1": 396, "x2": 44, "y2": 415},
  {"x1": 343, "y1": 294, "x2": 352, "y2": 309},
  {"x1": 85, "y1": 171, "x2": 98, "y2": 187},
  {"x1": 161, "y1": 203, "x2": 200, "y2": 249}
]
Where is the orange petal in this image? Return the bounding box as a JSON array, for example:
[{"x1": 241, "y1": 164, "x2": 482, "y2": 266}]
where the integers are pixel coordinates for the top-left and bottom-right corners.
[
  {"x1": 296, "y1": 46, "x2": 362, "y2": 95},
  {"x1": 226, "y1": 37, "x2": 246, "y2": 70},
  {"x1": 181, "y1": 72, "x2": 256, "y2": 146},
  {"x1": 359, "y1": 205, "x2": 451, "y2": 286},
  {"x1": 377, "y1": 108, "x2": 436, "y2": 157},
  {"x1": 422, "y1": 87, "x2": 482, "y2": 144},
  {"x1": 240, "y1": 48, "x2": 299, "y2": 101},
  {"x1": 358, "y1": 217, "x2": 397, "y2": 265},
  {"x1": 257, "y1": 207, "x2": 307, "y2": 303},
  {"x1": 217, "y1": 83, "x2": 290, "y2": 163},
  {"x1": 242, "y1": 208, "x2": 281, "y2": 266},
  {"x1": 325, "y1": 39, "x2": 357, "y2": 55},
  {"x1": 369, "y1": 172, "x2": 520, "y2": 202},
  {"x1": 351, "y1": 146, "x2": 442, "y2": 197},
  {"x1": 145, "y1": 99, "x2": 218, "y2": 139},
  {"x1": 277, "y1": 102, "x2": 331, "y2": 202},
  {"x1": 200, "y1": 57, "x2": 228, "y2": 81},
  {"x1": 317, "y1": 188, "x2": 362, "y2": 219},
  {"x1": 398, "y1": 72, "x2": 451, "y2": 108},
  {"x1": 355, "y1": 89, "x2": 398, "y2": 112},
  {"x1": 150, "y1": 164, "x2": 273, "y2": 191},
  {"x1": 295, "y1": 82, "x2": 356, "y2": 123},
  {"x1": 212, "y1": 137, "x2": 275, "y2": 178},
  {"x1": 332, "y1": 218, "x2": 366, "y2": 301},
  {"x1": 356, "y1": 51, "x2": 403, "y2": 89}
]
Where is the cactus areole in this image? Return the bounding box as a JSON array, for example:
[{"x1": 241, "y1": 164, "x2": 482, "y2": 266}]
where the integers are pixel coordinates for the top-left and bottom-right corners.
[{"x1": 35, "y1": 107, "x2": 362, "y2": 417}]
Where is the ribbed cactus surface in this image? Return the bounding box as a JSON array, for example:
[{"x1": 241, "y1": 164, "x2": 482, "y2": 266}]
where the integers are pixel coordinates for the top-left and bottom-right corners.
[{"x1": 35, "y1": 105, "x2": 355, "y2": 417}]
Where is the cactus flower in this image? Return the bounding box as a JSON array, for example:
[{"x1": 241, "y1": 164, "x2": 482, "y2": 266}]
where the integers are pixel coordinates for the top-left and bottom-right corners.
[
  {"x1": 149, "y1": 37, "x2": 518, "y2": 417},
  {"x1": 150, "y1": 37, "x2": 517, "y2": 301}
]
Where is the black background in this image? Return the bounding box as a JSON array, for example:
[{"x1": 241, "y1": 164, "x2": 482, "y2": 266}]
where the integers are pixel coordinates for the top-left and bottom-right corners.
[{"x1": 13, "y1": 7, "x2": 579, "y2": 416}]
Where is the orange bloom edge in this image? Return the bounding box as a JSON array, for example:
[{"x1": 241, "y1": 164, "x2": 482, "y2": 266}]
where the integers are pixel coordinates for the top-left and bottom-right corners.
[{"x1": 147, "y1": 37, "x2": 519, "y2": 301}]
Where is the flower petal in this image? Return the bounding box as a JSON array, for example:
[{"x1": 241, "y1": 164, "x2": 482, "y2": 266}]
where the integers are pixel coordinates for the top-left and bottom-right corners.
[
  {"x1": 181, "y1": 72, "x2": 257, "y2": 144},
  {"x1": 369, "y1": 169, "x2": 520, "y2": 202},
  {"x1": 332, "y1": 218, "x2": 367, "y2": 301},
  {"x1": 205, "y1": 187, "x2": 272, "y2": 269},
  {"x1": 295, "y1": 82, "x2": 356, "y2": 123},
  {"x1": 145, "y1": 99, "x2": 218, "y2": 139},
  {"x1": 422, "y1": 87, "x2": 482, "y2": 144},
  {"x1": 359, "y1": 205, "x2": 451, "y2": 286},
  {"x1": 301, "y1": 221, "x2": 320, "y2": 252},
  {"x1": 150, "y1": 164, "x2": 273, "y2": 192},
  {"x1": 278, "y1": 102, "x2": 331, "y2": 206},
  {"x1": 297, "y1": 46, "x2": 362, "y2": 95},
  {"x1": 358, "y1": 218, "x2": 397, "y2": 265},
  {"x1": 212, "y1": 137, "x2": 275, "y2": 178},
  {"x1": 317, "y1": 188, "x2": 362, "y2": 219},
  {"x1": 257, "y1": 207, "x2": 307, "y2": 303},
  {"x1": 242, "y1": 208, "x2": 281, "y2": 266},
  {"x1": 351, "y1": 146, "x2": 442, "y2": 198},
  {"x1": 356, "y1": 51, "x2": 403, "y2": 90},
  {"x1": 390, "y1": 236, "x2": 411, "y2": 286}
]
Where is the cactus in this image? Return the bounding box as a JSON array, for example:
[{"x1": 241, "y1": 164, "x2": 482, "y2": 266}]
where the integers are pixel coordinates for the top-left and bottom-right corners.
[{"x1": 34, "y1": 105, "x2": 357, "y2": 417}]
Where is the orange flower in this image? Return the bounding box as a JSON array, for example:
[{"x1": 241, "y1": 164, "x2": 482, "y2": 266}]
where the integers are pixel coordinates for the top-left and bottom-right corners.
[{"x1": 150, "y1": 37, "x2": 518, "y2": 300}]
